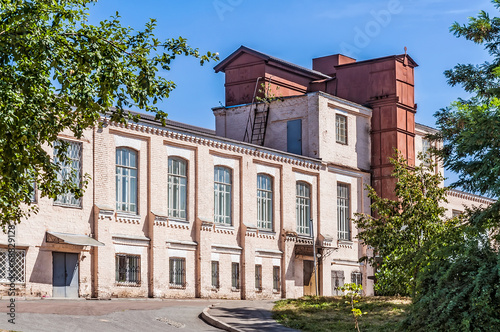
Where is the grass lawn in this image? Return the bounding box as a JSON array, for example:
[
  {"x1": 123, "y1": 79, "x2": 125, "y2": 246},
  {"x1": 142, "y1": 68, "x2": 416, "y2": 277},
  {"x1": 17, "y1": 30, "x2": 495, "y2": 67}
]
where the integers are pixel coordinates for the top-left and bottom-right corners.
[{"x1": 272, "y1": 296, "x2": 411, "y2": 332}]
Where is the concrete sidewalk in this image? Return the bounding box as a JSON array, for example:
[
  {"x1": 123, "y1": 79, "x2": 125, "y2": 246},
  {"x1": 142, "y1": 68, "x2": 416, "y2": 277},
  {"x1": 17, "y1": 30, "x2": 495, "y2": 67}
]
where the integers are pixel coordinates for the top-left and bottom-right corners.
[{"x1": 202, "y1": 300, "x2": 299, "y2": 332}]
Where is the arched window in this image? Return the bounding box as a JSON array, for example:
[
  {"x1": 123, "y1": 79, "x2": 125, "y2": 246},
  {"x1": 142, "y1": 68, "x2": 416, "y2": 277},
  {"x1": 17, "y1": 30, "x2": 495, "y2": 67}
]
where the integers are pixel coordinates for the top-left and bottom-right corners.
[
  {"x1": 168, "y1": 157, "x2": 187, "y2": 219},
  {"x1": 116, "y1": 147, "x2": 138, "y2": 213},
  {"x1": 214, "y1": 166, "x2": 232, "y2": 225},
  {"x1": 257, "y1": 174, "x2": 273, "y2": 230},
  {"x1": 296, "y1": 182, "x2": 311, "y2": 235}
]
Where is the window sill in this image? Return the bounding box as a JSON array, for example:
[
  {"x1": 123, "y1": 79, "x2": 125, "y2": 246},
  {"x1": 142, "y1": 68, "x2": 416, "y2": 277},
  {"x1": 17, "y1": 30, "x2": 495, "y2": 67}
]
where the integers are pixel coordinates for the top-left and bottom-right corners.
[
  {"x1": 116, "y1": 282, "x2": 141, "y2": 287},
  {"x1": 214, "y1": 224, "x2": 234, "y2": 230},
  {"x1": 258, "y1": 229, "x2": 275, "y2": 235},
  {"x1": 338, "y1": 240, "x2": 353, "y2": 245},
  {"x1": 169, "y1": 284, "x2": 186, "y2": 289},
  {"x1": 231, "y1": 288, "x2": 240, "y2": 292},
  {"x1": 0, "y1": 281, "x2": 25, "y2": 285},
  {"x1": 53, "y1": 202, "x2": 82, "y2": 209},
  {"x1": 168, "y1": 218, "x2": 190, "y2": 227},
  {"x1": 116, "y1": 212, "x2": 140, "y2": 218}
]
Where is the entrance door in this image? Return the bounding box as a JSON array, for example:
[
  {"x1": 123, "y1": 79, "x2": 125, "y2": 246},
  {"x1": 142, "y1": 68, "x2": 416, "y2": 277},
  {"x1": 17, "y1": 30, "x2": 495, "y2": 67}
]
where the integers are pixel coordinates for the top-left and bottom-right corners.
[
  {"x1": 303, "y1": 260, "x2": 316, "y2": 296},
  {"x1": 53, "y1": 252, "x2": 79, "y2": 298}
]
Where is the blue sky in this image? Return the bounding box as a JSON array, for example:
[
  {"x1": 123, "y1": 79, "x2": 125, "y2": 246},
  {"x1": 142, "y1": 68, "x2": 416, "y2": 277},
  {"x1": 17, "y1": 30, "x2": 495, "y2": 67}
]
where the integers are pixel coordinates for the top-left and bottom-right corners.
[{"x1": 88, "y1": 0, "x2": 497, "y2": 184}]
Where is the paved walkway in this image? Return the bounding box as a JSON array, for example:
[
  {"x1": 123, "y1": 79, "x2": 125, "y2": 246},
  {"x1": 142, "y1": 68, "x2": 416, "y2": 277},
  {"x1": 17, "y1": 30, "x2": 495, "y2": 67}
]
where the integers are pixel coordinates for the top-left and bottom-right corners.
[
  {"x1": 0, "y1": 298, "x2": 298, "y2": 332},
  {"x1": 204, "y1": 300, "x2": 299, "y2": 332}
]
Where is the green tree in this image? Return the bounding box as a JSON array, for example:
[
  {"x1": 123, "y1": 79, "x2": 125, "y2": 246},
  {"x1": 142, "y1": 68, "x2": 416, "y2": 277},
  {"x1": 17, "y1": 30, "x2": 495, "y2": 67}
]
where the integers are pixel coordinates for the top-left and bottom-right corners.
[
  {"x1": 405, "y1": 2, "x2": 500, "y2": 329},
  {"x1": 0, "y1": 0, "x2": 218, "y2": 228},
  {"x1": 433, "y1": 0, "x2": 500, "y2": 204},
  {"x1": 402, "y1": 208, "x2": 500, "y2": 331},
  {"x1": 354, "y1": 152, "x2": 451, "y2": 297}
]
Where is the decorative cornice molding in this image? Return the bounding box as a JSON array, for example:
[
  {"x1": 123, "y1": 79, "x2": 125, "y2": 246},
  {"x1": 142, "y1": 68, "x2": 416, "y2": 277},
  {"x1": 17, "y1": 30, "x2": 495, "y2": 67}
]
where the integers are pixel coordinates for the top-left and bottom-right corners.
[
  {"x1": 447, "y1": 189, "x2": 496, "y2": 205},
  {"x1": 103, "y1": 117, "x2": 320, "y2": 171}
]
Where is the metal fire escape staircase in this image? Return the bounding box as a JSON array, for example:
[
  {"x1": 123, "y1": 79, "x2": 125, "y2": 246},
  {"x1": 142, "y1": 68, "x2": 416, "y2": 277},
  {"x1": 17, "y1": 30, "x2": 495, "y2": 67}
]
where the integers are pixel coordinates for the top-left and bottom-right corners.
[{"x1": 243, "y1": 77, "x2": 270, "y2": 146}]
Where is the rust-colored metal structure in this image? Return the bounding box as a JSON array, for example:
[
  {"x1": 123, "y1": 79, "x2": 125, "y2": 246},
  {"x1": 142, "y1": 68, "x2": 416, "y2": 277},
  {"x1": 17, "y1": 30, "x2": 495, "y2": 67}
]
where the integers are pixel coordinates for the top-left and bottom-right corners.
[{"x1": 215, "y1": 46, "x2": 418, "y2": 200}]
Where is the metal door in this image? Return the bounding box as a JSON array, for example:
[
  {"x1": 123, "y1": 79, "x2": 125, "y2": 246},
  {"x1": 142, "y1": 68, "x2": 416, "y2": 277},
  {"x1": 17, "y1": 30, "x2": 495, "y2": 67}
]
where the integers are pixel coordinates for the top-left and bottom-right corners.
[
  {"x1": 287, "y1": 119, "x2": 302, "y2": 155},
  {"x1": 53, "y1": 252, "x2": 79, "y2": 298}
]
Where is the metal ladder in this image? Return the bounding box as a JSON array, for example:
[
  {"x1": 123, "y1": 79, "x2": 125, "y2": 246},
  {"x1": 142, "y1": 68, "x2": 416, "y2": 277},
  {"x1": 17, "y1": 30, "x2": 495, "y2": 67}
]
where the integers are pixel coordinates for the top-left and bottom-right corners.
[{"x1": 243, "y1": 77, "x2": 270, "y2": 146}]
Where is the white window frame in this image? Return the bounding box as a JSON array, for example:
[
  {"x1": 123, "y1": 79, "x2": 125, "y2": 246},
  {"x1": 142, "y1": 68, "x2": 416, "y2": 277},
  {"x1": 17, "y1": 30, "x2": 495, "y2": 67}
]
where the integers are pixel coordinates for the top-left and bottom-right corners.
[
  {"x1": 214, "y1": 166, "x2": 232, "y2": 225},
  {"x1": 336, "y1": 114, "x2": 348, "y2": 145},
  {"x1": 54, "y1": 140, "x2": 82, "y2": 207},
  {"x1": 168, "y1": 157, "x2": 187, "y2": 220},
  {"x1": 0, "y1": 249, "x2": 25, "y2": 283},
  {"x1": 337, "y1": 183, "x2": 351, "y2": 241},
  {"x1": 296, "y1": 182, "x2": 311, "y2": 235},
  {"x1": 257, "y1": 174, "x2": 273, "y2": 230},
  {"x1": 116, "y1": 147, "x2": 138, "y2": 214}
]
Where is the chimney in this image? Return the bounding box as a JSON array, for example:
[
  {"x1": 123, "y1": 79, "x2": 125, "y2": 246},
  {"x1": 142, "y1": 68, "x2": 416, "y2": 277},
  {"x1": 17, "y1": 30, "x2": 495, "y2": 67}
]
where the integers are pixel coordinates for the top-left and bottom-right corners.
[{"x1": 312, "y1": 54, "x2": 356, "y2": 76}]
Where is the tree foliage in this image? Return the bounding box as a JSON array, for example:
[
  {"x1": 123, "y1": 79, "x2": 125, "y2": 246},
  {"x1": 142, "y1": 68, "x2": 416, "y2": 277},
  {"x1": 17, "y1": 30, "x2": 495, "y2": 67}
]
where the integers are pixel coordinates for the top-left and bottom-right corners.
[
  {"x1": 432, "y1": 0, "x2": 500, "y2": 202},
  {"x1": 354, "y1": 152, "x2": 451, "y2": 296},
  {"x1": 403, "y1": 209, "x2": 500, "y2": 331},
  {"x1": 0, "y1": 0, "x2": 218, "y2": 228}
]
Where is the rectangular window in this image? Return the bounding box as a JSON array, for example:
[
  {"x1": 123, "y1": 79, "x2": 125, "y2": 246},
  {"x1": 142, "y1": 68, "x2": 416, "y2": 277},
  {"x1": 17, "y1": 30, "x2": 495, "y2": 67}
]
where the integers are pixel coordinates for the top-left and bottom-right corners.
[
  {"x1": 255, "y1": 265, "x2": 262, "y2": 291},
  {"x1": 273, "y1": 266, "x2": 280, "y2": 292},
  {"x1": 287, "y1": 119, "x2": 302, "y2": 155},
  {"x1": 214, "y1": 166, "x2": 232, "y2": 225},
  {"x1": 337, "y1": 183, "x2": 350, "y2": 241},
  {"x1": 115, "y1": 254, "x2": 140, "y2": 284},
  {"x1": 211, "y1": 261, "x2": 219, "y2": 289},
  {"x1": 0, "y1": 249, "x2": 25, "y2": 283},
  {"x1": 168, "y1": 158, "x2": 187, "y2": 219},
  {"x1": 422, "y1": 139, "x2": 432, "y2": 166},
  {"x1": 336, "y1": 114, "x2": 347, "y2": 144},
  {"x1": 296, "y1": 182, "x2": 311, "y2": 235},
  {"x1": 231, "y1": 262, "x2": 240, "y2": 290},
  {"x1": 332, "y1": 270, "x2": 345, "y2": 296},
  {"x1": 54, "y1": 140, "x2": 82, "y2": 206},
  {"x1": 169, "y1": 258, "x2": 186, "y2": 288},
  {"x1": 257, "y1": 174, "x2": 273, "y2": 230},
  {"x1": 116, "y1": 148, "x2": 138, "y2": 213},
  {"x1": 351, "y1": 271, "x2": 362, "y2": 287}
]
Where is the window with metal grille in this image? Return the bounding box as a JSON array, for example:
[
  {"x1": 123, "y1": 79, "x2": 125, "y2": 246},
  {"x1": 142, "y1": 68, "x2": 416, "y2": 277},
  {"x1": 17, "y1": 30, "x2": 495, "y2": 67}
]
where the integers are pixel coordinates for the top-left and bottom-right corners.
[
  {"x1": 336, "y1": 114, "x2": 347, "y2": 144},
  {"x1": 115, "y1": 254, "x2": 140, "y2": 284},
  {"x1": 0, "y1": 249, "x2": 25, "y2": 283},
  {"x1": 331, "y1": 270, "x2": 345, "y2": 296},
  {"x1": 211, "y1": 261, "x2": 219, "y2": 289},
  {"x1": 337, "y1": 183, "x2": 350, "y2": 240},
  {"x1": 296, "y1": 182, "x2": 311, "y2": 235},
  {"x1": 231, "y1": 262, "x2": 240, "y2": 290},
  {"x1": 257, "y1": 174, "x2": 273, "y2": 230},
  {"x1": 54, "y1": 140, "x2": 82, "y2": 206},
  {"x1": 255, "y1": 265, "x2": 262, "y2": 291},
  {"x1": 168, "y1": 158, "x2": 187, "y2": 219},
  {"x1": 214, "y1": 166, "x2": 232, "y2": 225},
  {"x1": 169, "y1": 257, "x2": 186, "y2": 288},
  {"x1": 273, "y1": 266, "x2": 280, "y2": 292},
  {"x1": 116, "y1": 148, "x2": 138, "y2": 213}
]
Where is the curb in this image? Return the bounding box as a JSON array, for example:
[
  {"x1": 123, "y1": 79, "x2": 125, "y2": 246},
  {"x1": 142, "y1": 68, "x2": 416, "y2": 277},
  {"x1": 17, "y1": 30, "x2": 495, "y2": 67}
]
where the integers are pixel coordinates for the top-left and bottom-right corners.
[{"x1": 201, "y1": 304, "x2": 245, "y2": 332}]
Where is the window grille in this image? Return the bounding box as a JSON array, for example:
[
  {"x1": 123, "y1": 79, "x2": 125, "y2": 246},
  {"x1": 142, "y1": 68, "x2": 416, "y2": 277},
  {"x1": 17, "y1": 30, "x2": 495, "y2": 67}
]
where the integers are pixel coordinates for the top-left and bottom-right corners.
[
  {"x1": 332, "y1": 270, "x2": 345, "y2": 296},
  {"x1": 257, "y1": 174, "x2": 273, "y2": 230},
  {"x1": 115, "y1": 254, "x2": 140, "y2": 284},
  {"x1": 337, "y1": 183, "x2": 350, "y2": 240},
  {"x1": 231, "y1": 262, "x2": 240, "y2": 290},
  {"x1": 351, "y1": 271, "x2": 362, "y2": 286},
  {"x1": 214, "y1": 166, "x2": 232, "y2": 225},
  {"x1": 255, "y1": 265, "x2": 262, "y2": 291},
  {"x1": 296, "y1": 182, "x2": 311, "y2": 235},
  {"x1": 54, "y1": 140, "x2": 82, "y2": 206},
  {"x1": 168, "y1": 158, "x2": 187, "y2": 219},
  {"x1": 211, "y1": 261, "x2": 219, "y2": 289},
  {"x1": 169, "y1": 258, "x2": 186, "y2": 288},
  {"x1": 0, "y1": 249, "x2": 25, "y2": 283},
  {"x1": 116, "y1": 148, "x2": 138, "y2": 213},
  {"x1": 273, "y1": 266, "x2": 280, "y2": 292},
  {"x1": 336, "y1": 114, "x2": 347, "y2": 144}
]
